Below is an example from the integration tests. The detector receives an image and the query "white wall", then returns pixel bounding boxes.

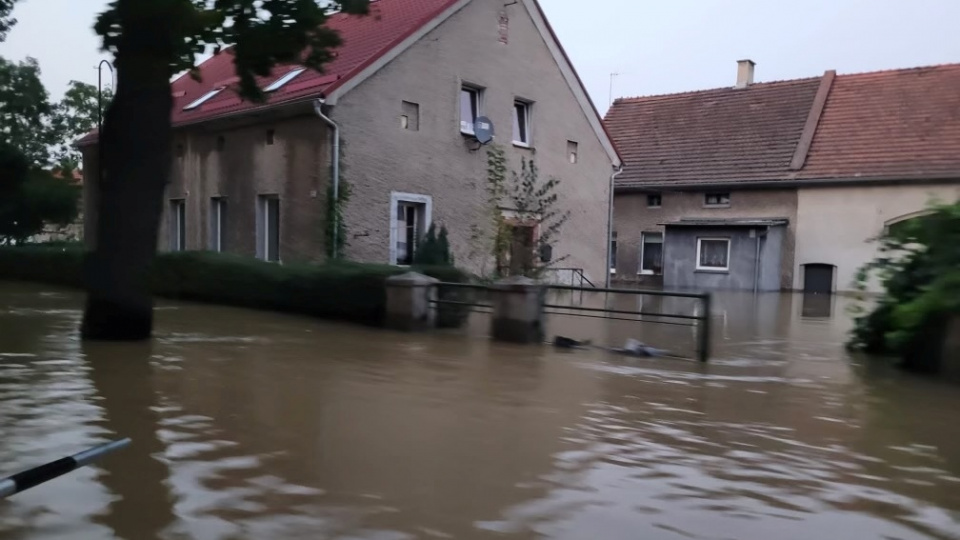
[794,183,960,293]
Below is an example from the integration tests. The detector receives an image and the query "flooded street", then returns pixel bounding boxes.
[1,282,958,540]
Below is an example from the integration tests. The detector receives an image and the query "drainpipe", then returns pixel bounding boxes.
[606,165,624,288]
[313,99,341,260]
[753,228,763,293]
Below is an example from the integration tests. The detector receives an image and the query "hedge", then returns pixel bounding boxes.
[0,247,470,327]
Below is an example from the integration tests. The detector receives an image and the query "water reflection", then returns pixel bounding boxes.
[1,283,959,540]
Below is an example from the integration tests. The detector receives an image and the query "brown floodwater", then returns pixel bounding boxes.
[0,282,958,540]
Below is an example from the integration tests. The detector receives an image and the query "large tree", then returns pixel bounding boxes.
[0,56,53,165]
[83,0,368,340]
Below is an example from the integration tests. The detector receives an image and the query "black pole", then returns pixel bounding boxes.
[97,60,113,185]
[0,438,131,499]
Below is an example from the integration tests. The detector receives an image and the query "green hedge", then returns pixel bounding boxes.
[0,247,469,327]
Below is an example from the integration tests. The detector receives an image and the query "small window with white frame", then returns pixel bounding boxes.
[257,195,280,262]
[169,199,186,252]
[697,237,730,271]
[390,192,433,266]
[640,232,663,274]
[567,141,578,164]
[460,85,482,134]
[704,192,731,207]
[513,100,532,146]
[209,197,227,252]
[647,193,662,208]
[609,231,618,274]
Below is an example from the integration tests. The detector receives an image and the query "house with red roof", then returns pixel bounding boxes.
[606,61,960,294]
[80,0,621,283]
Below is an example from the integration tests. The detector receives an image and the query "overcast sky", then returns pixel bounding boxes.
[2,0,958,112]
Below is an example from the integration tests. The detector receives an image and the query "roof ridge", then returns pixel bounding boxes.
[833,62,960,79]
[613,76,822,105]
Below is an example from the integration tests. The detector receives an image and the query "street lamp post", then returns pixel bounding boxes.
[97,60,114,185]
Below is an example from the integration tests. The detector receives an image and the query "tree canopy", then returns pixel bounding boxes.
[0,141,80,245]
[0,0,17,41]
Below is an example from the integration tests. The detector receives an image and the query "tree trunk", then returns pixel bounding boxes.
[81,2,174,341]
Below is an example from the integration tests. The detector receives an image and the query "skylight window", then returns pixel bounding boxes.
[265,68,306,92]
[183,88,224,111]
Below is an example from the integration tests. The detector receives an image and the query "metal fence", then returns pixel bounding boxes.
[430,282,712,362]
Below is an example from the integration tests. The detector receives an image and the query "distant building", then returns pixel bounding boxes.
[606,61,960,293]
[80,0,621,284]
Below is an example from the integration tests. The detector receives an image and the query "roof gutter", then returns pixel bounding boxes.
[313,99,341,260]
[614,174,960,193]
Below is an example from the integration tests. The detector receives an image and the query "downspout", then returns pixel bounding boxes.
[753,228,763,293]
[606,165,624,288]
[313,99,341,260]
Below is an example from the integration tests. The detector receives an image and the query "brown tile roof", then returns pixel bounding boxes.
[797,64,960,181]
[608,63,960,189]
[606,77,823,188]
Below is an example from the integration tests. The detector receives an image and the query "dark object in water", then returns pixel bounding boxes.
[553,336,592,349]
[609,339,668,358]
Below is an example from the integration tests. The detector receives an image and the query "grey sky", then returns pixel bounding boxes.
[1,0,958,112]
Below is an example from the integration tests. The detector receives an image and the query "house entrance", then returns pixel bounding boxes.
[803,264,834,295]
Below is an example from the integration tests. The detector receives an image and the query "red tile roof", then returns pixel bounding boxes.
[798,64,960,181]
[607,63,960,189]
[170,0,459,126]
[606,77,823,188]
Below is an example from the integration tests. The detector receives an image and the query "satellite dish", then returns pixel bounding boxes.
[473,116,495,144]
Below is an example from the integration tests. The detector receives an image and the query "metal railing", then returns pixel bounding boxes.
[430,281,713,362]
[545,285,712,362]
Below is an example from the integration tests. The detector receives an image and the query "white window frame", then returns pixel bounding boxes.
[169,199,186,252]
[696,237,731,271]
[264,68,306,92]
[609,231,617,274]
[209,197,226,252]
[704,192,731,208]
[459,85,482,135]
[183,87,224,111]
[513,99,532,147]
[389,192,433,266]
[257,195,281,263]
[639,232,664,275]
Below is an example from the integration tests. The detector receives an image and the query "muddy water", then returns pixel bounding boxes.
[0,282,958,540]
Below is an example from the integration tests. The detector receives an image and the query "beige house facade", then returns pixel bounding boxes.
[81,0,620,284]
[606,62,960,293]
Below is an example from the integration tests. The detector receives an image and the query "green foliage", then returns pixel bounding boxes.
[413,223,454,267]
[51,80,113,167]
[325,179,350,259]
[0,56,53,165]
[0,142,80,245]
[95,0,369,103]
[0,0,17,41]
[0,247,470,326]
[484,145,571,278]
[849,200,960,358]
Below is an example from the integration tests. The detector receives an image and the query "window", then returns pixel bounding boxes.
[209,197,226,252]
[697,238,730,271]
[610,231,618,274]
[460,86,481,134]
[170,199,186,252]
[567,141,578,164]
[264,68,306,92]
[390,192,433,266]
[647,194,662,208]
[258,195,280,262]
[183,88,224,111]
[401,100,420,131]
[266,129,275,145]
[705,192,731,207]
[513,100,531,146]
[640,232,663,274]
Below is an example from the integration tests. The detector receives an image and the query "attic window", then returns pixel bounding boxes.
[183,88,224,111]
[265,68,306,92]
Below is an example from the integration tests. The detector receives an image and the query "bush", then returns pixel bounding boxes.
[0,247,471,327]
[849,200,960,369]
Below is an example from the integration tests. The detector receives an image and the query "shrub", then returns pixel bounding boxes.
[849,200,960,369]
[0,247,471,327]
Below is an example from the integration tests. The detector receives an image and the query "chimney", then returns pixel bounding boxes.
[736,59,756,88]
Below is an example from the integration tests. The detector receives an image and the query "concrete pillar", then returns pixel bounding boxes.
[490,275,546,344]
[384,272,439,332]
